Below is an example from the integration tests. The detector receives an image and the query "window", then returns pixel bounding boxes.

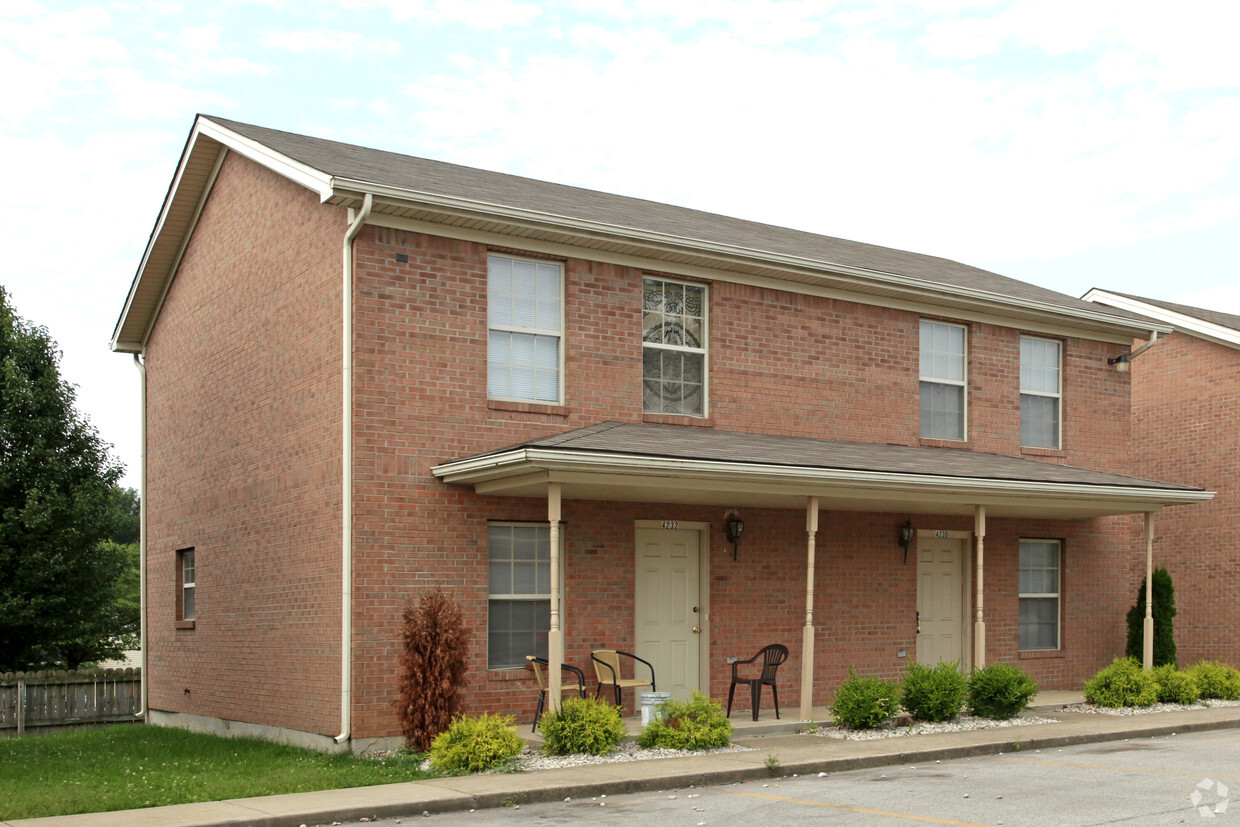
[919,320,966,440]
[487,254,562,403]
[488,524,551,669]
[642,278,707,416]
[1021,336,1061,448]
[1019,539,1060,650]
[177,548,196,622]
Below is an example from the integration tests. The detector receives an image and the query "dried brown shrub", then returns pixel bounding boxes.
[394,589,470,751]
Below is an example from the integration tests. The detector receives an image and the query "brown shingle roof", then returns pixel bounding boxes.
[458,421,1199,492]
[1109,291,1240,333]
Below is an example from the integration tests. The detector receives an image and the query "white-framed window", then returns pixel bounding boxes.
[1019,539,1060,650]
[919,320,967,440]
[1020,336,1062,449]
[487,523,562,669]
[487,254,563,404]
[177,547,196,622]
[642,277,707,416]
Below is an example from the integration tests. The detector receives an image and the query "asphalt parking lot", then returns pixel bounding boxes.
[336,727,1238,826]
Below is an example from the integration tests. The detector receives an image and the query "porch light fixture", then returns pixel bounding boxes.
[1107,354,1130,372]
[724,509,744,561]
[898,519,915,564]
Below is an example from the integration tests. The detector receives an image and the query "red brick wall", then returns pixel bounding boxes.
[143,152,344,735]
[343,227,1140,736]
[1130,332,1240,666]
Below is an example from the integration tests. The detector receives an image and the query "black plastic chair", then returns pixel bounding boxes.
[526,655,587,732]
[726,643,789,721]
[591,649,656,706]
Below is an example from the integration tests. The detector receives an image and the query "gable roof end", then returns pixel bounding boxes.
[1083,289,1240,351]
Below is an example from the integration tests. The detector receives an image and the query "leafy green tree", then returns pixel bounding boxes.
[1125,567,1177,668]
[0,286,128,670]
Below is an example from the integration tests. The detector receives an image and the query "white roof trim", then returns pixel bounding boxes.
[1083,289,1240,350]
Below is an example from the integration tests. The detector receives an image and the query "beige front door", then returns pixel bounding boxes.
[916,536,966,666]
[635,526,701,700]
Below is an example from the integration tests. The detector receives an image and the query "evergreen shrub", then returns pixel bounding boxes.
[636,692,732,750]
[428,713,523,774]
[539,697,627,756]
[1151,664,1200,705]
[1187,661,1240,700]
[1125,568,1177,667]
[966,662,1038,720]
[1083,658,1158,708]
[901,661,967,722]
[829,671,901,729]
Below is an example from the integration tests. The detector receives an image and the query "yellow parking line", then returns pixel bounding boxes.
[990,756,1240,781]
[720,789,995,826]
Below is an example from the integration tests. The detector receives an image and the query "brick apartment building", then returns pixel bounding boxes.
[1083,290,1240,668]
[111,115,1210,752]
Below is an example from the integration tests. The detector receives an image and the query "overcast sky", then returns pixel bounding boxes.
[4,0,1239,491]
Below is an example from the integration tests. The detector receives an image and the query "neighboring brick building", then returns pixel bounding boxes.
[1083,290,1240,668]
[111,116,1210,752]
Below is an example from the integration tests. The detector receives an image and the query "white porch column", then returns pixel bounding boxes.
[800,497,819,721]
[1143,512,1154,671]
[973,505,986,669]
[548,483,563,709]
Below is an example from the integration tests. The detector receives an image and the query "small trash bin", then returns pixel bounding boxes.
[640,691,672,726]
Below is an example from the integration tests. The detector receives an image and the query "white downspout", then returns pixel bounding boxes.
[133,354,147,718]
[335,193,373,746]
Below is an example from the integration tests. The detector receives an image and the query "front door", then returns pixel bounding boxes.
[916,536,966,666]
[634,526,701,700]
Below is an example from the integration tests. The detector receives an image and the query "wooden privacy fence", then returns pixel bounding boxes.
[0,668,141,735]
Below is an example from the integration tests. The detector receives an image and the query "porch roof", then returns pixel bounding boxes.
[431,422,1212,519]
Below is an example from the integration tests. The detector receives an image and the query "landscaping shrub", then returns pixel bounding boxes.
[539,697,627,756]
[1125,567,1177,668]
[967,662,1038,720]
[1083,657,1158,708]
[394,589,470,752]
[829,671,901,729]
[1152,664,1200,705]
[1187,661,1240,700]
[901,661,967,722]
[427,713,523,774]
[636,692,732,750]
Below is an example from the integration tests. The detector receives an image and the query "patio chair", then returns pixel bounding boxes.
[726,643,789,721]
[590,649,656,707]
[526,655,588,732]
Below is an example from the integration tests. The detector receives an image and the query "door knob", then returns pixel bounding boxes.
[692,626,701,633]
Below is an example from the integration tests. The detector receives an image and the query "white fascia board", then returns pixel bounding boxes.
[1084,289,1240,350]
[327,180,1158,338]
[199,118,334,199]
[431,448,1212,508]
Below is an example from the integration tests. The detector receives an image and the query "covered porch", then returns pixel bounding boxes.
[433,422,1211,721]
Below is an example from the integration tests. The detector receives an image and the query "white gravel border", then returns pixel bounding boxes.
[509,741,753,772]
[1060,698,1240,716]
[807,714,1058,740]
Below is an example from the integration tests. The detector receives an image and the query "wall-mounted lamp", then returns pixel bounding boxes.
[1108,331,1161,373]
[724,509,744,561]
[898,519,914,564]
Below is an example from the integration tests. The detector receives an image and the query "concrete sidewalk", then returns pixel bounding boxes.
[9,696,1240,827]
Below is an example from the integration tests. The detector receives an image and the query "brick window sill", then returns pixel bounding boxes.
[487,400,570,417]
[488,667,532,683]
[642,413,714,428]
[918,437,969,449]
[1020,446,1067,459]
[1018,649,1064,660]
[174,620,196,630]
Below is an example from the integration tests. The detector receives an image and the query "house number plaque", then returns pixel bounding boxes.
[934,530,950,538]
[661,521,679,530]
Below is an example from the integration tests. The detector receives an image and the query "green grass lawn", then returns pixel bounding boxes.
[0,724,435,820]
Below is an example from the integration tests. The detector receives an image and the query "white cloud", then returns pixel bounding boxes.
[342,0,542,27]
[261,28,401,56]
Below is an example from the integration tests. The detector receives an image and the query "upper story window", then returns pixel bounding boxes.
[919,320,966,440]
[487,254,563,404]
[642,278,707,417]
[1020,336,1061,449]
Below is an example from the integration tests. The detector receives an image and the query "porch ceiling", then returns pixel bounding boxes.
[432,422,1212,520]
